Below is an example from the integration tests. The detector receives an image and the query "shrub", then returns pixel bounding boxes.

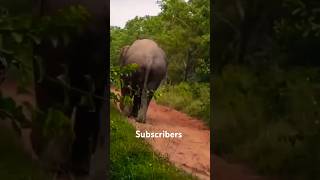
[157,82,210,125]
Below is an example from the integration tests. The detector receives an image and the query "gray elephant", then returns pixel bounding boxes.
[119,39,167,123]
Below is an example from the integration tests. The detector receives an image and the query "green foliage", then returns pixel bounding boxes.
[157,82,210,125]
[214,65,320,179]
[110,63,139,104]
[110,63,139,89]
[0,6,94,176]
[214,0,320,178]
[41,108,73,139]
[274,0,320,39]
[0,5,90,96]
[0,92,30,135]
[0,5,90,136]
[0,4,96,179]
[110,0,210,83]
[110,105,196,180]
[33,5,90,47]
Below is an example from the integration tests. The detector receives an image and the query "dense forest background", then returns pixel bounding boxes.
[214,0,320,179]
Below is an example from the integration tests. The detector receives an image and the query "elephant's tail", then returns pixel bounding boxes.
[143,58,153,91]
[137,57,153,122]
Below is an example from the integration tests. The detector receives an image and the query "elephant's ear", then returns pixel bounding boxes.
[119,45,130,66]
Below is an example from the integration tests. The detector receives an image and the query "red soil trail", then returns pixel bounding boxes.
[111,88,210,179]
[129,101,211,180]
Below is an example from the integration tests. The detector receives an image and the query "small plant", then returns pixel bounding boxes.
[110,63,139,106]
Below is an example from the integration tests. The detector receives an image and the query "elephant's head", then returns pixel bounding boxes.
[119,45,130,66]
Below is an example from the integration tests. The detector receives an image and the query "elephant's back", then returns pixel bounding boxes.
[126,39,166,63]
[130,39,159,49]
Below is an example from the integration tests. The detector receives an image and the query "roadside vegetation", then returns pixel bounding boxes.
[156,82,210,125]
[0,3,95,179]
[214,0,320,179]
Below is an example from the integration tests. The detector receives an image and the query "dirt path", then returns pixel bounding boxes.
[128,101,211,179]
[112,89,276,180]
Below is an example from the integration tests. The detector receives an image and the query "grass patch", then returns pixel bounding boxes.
[0,123,50,180]
[110,105,196,180]
[156,82,210,125]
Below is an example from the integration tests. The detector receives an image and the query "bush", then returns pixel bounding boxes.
[156,82,210,125]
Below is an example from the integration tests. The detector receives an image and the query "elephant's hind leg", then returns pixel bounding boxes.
[130,88,142,118]
[137,88,151,123]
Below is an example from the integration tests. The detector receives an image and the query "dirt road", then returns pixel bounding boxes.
[127,101,275,180]
[125,101,211,180]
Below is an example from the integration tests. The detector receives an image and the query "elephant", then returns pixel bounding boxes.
[119,39,167,123]
[32,0,107,177]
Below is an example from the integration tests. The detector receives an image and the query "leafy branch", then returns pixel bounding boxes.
[0,5,91,138]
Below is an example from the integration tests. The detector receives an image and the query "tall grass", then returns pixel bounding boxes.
[156,82,210,125]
